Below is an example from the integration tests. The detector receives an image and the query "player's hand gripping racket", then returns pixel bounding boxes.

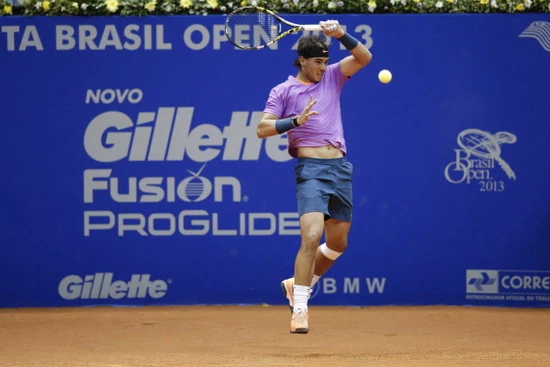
[225,6,330,50]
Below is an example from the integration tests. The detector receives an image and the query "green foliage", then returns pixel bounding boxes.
[1,0,548,16]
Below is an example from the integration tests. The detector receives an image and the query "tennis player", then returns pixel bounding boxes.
[256,20,372,334]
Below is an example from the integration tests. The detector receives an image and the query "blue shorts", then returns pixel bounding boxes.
[294,157,353,222]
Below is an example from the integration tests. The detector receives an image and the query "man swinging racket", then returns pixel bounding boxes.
[256,20,372,334]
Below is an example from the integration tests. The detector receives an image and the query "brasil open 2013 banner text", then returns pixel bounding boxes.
[0,14,549,308]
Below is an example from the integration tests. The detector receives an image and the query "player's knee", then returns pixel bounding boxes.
[327,240,347,254]
[301,230,323,249]
[321,241,346,261]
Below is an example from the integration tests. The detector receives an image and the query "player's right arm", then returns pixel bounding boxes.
[320,20,372,77]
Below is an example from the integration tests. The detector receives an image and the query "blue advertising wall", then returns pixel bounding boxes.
[1,14,549,308]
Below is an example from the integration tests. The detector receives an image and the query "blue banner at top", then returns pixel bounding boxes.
[0,14,549,308]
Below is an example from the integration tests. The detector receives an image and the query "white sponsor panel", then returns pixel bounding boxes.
[58,273,168,300]
[83,106,290,163]
[444,128,517,192]
[309,277,387,300]
[83,210,300,236]
[466,270,499,294]
[465,269,550,304]
[1,23,374,52]
[81,89,299,237]
[519,21,550,52]
[83,167,242,204]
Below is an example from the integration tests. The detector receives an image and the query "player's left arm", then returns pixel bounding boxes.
[257,96,319,139]
[321,20,372,77]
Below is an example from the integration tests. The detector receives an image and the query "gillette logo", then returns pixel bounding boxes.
[83,107,291,163]
[58,273,168,300]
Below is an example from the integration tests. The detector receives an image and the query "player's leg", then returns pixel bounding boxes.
[294,211,325,289]
[282,237,335,313]
[290,211,324,334]
[312,218,350,278]
[309,158,353,287]
[288,158,333,333]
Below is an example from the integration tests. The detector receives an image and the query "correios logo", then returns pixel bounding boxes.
[466,269,550,304]
[58,273,168,300]
[466,270,498,294]
[444,128,517,192]
[83,107,291,163]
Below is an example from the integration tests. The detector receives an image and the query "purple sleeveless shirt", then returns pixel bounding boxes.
[263,63,349,158]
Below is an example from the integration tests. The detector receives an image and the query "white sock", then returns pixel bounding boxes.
[293,285,309,311]
[310,275,321,288]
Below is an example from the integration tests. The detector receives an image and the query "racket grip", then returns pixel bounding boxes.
[302,24,323,31]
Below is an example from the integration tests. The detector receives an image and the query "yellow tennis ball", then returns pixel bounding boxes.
[378,69,392,84]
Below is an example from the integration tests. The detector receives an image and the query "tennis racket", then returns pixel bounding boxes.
[225,6,327,51]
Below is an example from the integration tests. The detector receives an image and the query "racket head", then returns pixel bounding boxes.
[225,6,300,50]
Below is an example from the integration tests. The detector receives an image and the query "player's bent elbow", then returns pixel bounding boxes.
[361,53,373,67]
[366,54,373,65]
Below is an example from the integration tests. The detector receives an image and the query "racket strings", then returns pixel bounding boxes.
[227,9,281,48]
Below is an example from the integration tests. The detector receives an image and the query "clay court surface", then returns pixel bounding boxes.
[0,305,548,367]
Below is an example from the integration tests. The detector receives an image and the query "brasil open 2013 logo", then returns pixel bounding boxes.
[444,128,517,192]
